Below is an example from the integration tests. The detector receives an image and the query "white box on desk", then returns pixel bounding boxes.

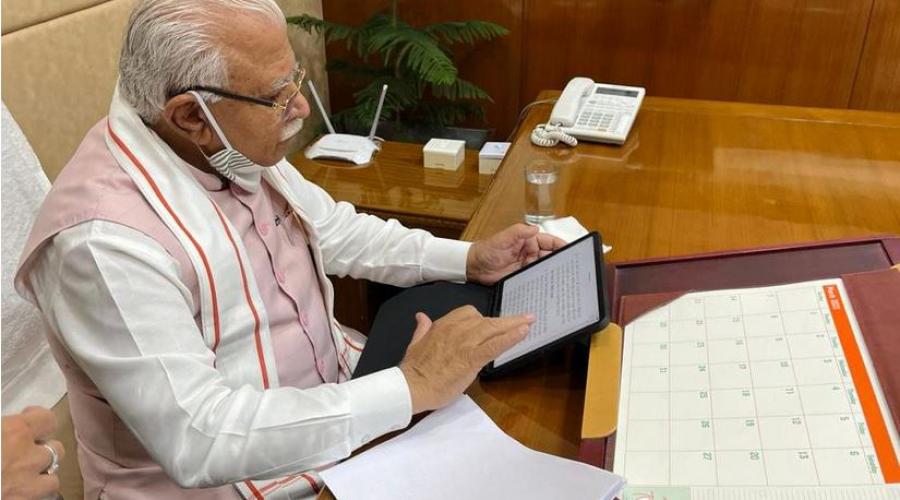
[478,142,510,175]
[423,138,465,171]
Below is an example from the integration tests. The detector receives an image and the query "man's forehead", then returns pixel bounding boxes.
[227,45,295,91]
[217,15,294,90]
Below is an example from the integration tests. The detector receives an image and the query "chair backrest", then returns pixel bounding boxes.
[1,0,330,181]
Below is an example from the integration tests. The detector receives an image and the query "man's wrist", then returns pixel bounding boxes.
[464,242,476,282]
[399,364,427,414]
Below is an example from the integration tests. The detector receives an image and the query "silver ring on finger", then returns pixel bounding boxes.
[40,443,59,475]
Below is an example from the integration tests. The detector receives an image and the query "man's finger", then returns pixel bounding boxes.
[45,439,65,461]
[494,223,536,250]
[523,234,541,259]
[27,472,60,499]
[477,325,529,364]
[478,314,535,343]
[536,233,566,250]
[24,440,61,474]
[21,406,57,439]
[512,223,539,240]
[409,312,432,346]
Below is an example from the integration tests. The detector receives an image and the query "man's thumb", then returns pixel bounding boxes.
[409,312,432,345]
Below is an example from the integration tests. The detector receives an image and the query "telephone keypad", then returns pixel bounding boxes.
[577,108,616,132]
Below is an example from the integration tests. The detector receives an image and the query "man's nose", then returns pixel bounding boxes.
[285,92,310,122]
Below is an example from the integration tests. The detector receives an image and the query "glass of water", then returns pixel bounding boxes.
[524,160,559,224]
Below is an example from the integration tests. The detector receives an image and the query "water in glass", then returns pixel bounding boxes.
[525,168,558,224]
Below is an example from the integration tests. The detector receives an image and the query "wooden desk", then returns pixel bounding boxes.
[462,93,900,464]
[316,96,898,499]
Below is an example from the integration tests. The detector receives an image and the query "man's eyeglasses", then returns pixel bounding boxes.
[177,67,306,120]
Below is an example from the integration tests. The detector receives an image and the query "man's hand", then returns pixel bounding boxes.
[466,224,566,285]
[1,407,65,500]
[399,306,534,414]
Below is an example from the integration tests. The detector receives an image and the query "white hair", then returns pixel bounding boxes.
[118,0,286,123]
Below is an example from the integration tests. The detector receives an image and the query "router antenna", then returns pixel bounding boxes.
[307,80,336,134]
[368,84,388,140]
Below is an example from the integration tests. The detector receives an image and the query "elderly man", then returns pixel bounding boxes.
[14,0,562,498]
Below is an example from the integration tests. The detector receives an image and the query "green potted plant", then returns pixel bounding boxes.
[288,2,508,147]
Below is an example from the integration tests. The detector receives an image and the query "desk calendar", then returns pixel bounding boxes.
[613,279,900,497]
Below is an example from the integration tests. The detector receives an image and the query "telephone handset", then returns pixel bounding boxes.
[549,77,596,127]
[531,78,645,148]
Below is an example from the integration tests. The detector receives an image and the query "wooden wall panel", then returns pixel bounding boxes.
[320,0,524,139]
[320,0,897,140]
[522,0,872,110]
[850,0,900,112]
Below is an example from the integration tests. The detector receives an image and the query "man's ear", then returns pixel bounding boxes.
[162,94,217,149]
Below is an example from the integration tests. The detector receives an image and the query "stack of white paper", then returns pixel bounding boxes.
[321,396,624,500]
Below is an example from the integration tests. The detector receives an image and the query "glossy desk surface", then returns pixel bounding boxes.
[462,93,900,462]
[288,140,491,226]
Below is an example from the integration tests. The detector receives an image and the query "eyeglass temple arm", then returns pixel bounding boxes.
[186,86,274,108]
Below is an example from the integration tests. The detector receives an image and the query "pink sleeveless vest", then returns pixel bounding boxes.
[16,119,243,499]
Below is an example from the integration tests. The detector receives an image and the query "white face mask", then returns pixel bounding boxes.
[188,90,264,193]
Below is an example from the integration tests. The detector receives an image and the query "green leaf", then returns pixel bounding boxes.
[430,78,492,101]
[353,78,420,112]
[286,15,357,46]
[301,10,500,130]
[425,20,509,45]
[362,20,457,85]
[326,59,389,79]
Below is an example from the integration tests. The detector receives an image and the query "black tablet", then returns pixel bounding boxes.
[480,231,609,377]
[352,232,609,379]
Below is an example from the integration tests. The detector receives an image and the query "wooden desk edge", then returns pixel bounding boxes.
[581,323,623,439]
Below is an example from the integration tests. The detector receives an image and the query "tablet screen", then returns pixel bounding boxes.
[493,235,601,367]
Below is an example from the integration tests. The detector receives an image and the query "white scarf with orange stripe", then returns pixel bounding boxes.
[105,89,362,499]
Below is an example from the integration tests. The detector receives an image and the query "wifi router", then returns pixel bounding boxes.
[304,81,387,165]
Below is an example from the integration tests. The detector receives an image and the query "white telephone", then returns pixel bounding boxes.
[531,77,645,148]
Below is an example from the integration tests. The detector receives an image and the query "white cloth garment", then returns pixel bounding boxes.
[1,102,66,415]
[20,91,471,496]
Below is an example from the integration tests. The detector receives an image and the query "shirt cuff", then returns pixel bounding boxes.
[422,238,471,282]
[343,367,412,448]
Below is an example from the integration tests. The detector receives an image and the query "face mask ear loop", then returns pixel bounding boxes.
[187,91,234,151]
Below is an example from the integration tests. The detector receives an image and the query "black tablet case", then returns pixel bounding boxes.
[352,281,493,378]
[352,232,609,379]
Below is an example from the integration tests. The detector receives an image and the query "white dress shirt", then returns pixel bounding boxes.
[29,211,470,488]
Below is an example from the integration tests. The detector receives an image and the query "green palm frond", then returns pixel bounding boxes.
[353,13,394,58]
[326,59,390,80]
[291,8,507,129]
[287,15,357,45]
[353,78,421,112]
[425,21,509,45]
[333,77,420,132]
[361,17,456,85]
[430,78,492,101]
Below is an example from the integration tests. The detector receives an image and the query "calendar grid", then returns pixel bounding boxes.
[614,279,898,490]
[667,304,672,485]
[774,287,822,486]
[738,293,769,485]
[701,306,719,486]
